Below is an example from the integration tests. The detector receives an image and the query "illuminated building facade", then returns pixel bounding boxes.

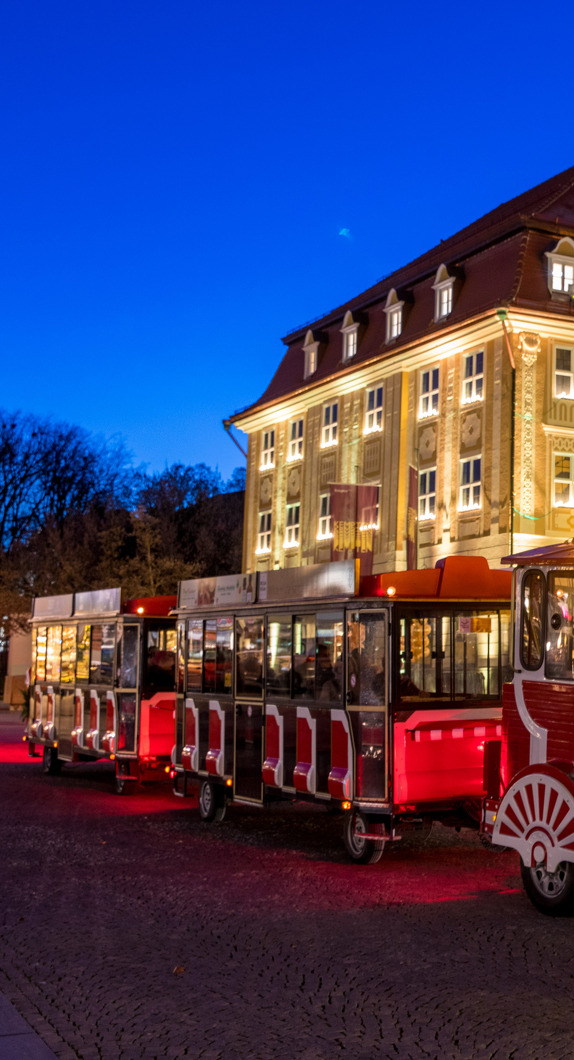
[231,167,574,573]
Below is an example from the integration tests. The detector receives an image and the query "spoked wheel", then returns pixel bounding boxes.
[42,745,61,776]
[521,859,574,916]
[198,779,226,822]
[343,810,385,865]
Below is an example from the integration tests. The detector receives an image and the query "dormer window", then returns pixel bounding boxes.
[546,237,574,295]
[384,289,404,343]
[432,264,454,321]
[303,329,320,378]
[340,310,360,362]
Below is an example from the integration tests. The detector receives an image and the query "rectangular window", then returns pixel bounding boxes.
[46,625,62,683]
[235,616,264,698]
[388,307,402,340]
[459,457,482,510]
[364,385,383,433]
[256,511,272,553]
[90,623,115,684]
[266,616,292,696]
[555,347,574,398]
[287,419,304,460]
[76,624,91,682]
[260,429,275,470]
[61,625,76,684]
[419,367,439,418]
[187,620,203,691]
[552,261,574,293]
[419,468,436,520]
[321,403,338,447]
[318,493,332,539]
[462,351,484,404]
[343,329,357,361]
[554,454,574,507]
[284,503,300,548]
[437,284,453,318]
[293,615,316,699]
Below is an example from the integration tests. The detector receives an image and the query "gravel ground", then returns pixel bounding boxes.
[2,712,574,1060]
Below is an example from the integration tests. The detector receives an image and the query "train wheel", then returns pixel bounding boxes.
[343,811,384,865]
[42,745,61,775]
[521,859,574,916]
[199,779,220,822]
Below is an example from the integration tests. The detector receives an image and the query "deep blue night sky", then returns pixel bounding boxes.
[1,0,571,480]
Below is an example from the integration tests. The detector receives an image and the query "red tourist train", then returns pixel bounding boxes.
[482,540,574,914]
[172,557,512,862]
[26,588,177,792]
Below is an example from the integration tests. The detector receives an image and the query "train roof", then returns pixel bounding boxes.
[32,589,177,621]
[502,540,574,567]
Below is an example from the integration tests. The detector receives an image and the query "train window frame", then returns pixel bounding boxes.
[520,569,545,671]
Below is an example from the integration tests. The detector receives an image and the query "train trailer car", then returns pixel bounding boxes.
[482,541,574,914]
[27,588,177,793]
[171,557,511,862]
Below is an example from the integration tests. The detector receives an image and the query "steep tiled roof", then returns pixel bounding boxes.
[235,166,574,418]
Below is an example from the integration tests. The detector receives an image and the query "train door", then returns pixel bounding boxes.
[346,611,388,801]
[234,615,264,802]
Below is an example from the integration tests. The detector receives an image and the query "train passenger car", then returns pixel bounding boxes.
[27,588,177,793]
[483,541,574,914]
[172,557,511,862]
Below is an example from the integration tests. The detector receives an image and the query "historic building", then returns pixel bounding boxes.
[230,167,574,574]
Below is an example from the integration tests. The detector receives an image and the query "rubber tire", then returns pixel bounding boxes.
[521,858,574,916]
[42,745,61,776]
[343,811,384,865]
[199,779,222,822]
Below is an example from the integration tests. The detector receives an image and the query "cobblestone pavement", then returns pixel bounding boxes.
[2,712,574,1060]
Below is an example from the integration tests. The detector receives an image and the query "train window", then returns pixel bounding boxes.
[31,628,37,683]
[235,616,263,698]
[176,622,185,694]
[61,625,76,683]
[204,619,217,692]
[35,626,47,682]
[316,612,344,702]
[145,625,176,693]
[76,624,91,681]
[546,573,574,680]
[400,617,438,696]
[116,625,138,688]
[90,623,115,684]
[347,613,386,706]
[117,694,136,752]
[46,625,62,682]
[293,615,316,699]
[187,620,203,691]
[267,616,292,696]
[454,612,507,696]
[216,616,233,693]
[521,570,545,670]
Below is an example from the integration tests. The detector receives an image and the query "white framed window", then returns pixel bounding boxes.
[256,512,272,553]
[432,265,454,321]
[554,346,574,399]
[384,288,404,343]
[546,239,574,295]
[317,493,332,539]
[459,457,482,511]
[343,328,358,361]
[387,306,402,341]
[364,385,383,433]
[321,402,338,448]
[554,454,574,507]
[287,419,304,461]
[260,429,275,470]
[284,503,300,548]
[419,367,439,418]
[419,468,436,520]
[303,329,319,378]
[462,351,484,404]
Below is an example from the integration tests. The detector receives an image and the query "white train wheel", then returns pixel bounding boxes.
[494,765,574,914]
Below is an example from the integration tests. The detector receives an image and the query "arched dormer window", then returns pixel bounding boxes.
[546,237,574,296]
[432,264,455,321]
[303,329,320,378]
[384,289,404,343]
[340,310,360,363]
